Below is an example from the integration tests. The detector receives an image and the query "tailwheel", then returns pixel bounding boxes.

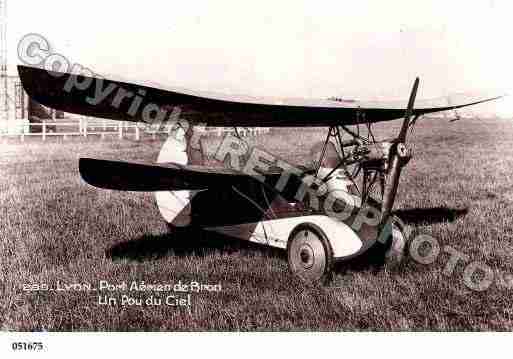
[287,223,334,283]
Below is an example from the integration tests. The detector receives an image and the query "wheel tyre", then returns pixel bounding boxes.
[287,223,334,284]
[383,215,407,266]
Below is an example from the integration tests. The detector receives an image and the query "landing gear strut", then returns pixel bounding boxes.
[287,79,420,282]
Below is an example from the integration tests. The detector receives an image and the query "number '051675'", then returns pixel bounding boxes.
[11,342,44,351]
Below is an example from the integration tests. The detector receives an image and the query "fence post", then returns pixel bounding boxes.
[42,121,46,141]
[135,125,140,141]
[83,117,88,137]
[118,122,123,139]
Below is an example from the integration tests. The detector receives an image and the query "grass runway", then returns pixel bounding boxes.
[1,117,513,330]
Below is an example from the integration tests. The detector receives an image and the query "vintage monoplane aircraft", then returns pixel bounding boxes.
[18,64,500,282]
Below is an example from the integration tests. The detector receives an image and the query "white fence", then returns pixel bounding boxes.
[0,117,270,141]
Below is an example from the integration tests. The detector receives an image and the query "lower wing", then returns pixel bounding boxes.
[79,158,302,198]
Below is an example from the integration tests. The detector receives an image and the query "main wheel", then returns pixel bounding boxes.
[287,223,334,283]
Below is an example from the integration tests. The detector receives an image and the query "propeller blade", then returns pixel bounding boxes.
[380,77,419,226]
[398,77,420,143]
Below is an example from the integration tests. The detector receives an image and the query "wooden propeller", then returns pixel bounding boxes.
[380,77,419,226]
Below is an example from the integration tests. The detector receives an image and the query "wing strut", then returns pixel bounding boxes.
[311,79,420,244]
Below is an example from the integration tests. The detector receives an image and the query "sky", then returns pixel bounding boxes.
[7,0,513,116]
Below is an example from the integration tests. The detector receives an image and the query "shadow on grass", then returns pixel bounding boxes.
[394,206,468,225]
[106,228,286,262]
[106,207,465,275]
[105,227,387,279]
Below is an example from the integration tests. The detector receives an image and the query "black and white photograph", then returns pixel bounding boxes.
[1,0,513,355]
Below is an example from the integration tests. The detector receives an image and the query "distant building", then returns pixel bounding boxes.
[0,74,65,134]
[0,74,29,134]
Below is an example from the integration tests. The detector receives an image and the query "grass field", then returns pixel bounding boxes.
[1,117,513,331]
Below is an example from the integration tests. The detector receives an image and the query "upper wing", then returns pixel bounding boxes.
[18,65,501,127]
